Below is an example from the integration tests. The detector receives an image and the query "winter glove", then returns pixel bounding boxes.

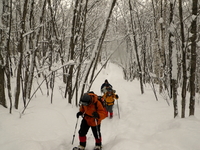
[92,112,99,118]
[76,111,83,118]
[115,94,119,99]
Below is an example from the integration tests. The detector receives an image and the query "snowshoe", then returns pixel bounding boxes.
[93,145,102,150]
[73,145,85,150]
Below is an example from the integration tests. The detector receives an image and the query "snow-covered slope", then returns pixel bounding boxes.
[0,63,200,150]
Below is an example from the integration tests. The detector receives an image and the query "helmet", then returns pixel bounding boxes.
[80,93,92,106]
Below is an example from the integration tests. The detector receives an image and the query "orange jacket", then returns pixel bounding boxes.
[80,93,106,126]
[102,93,118,106]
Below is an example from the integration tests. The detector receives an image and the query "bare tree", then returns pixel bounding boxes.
[14,0,29,109]
[81,0,117,96]
[0,0,9,108]
[65,0,81,104]
[0,53,6,108]
[169,0,178,118]
[189,0,198,116]
[73,0,89,106]
[178,0,187,118]
[128,0,144,94]
[0,41,6,108]
[5,0,13,113]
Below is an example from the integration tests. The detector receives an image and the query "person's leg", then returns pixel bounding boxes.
[91,124,102,146]
[105,105,109,117]
[107,105,113,118]
[78,119,90,147]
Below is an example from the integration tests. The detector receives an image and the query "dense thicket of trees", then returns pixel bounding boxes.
[0,0,199,117]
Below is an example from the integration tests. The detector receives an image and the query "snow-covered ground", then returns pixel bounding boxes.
[0,63,200,150]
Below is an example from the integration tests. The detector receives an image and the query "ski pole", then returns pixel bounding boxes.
[116,99,120,119]
[72,118,79,145]
[95,119,100,139]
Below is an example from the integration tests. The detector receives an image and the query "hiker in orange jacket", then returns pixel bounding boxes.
[102,88,119,118]
[76,92,107,150]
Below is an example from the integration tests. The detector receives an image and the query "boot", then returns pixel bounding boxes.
[94,145,102,150]
[73,145,85,150]
[110,112,113,119]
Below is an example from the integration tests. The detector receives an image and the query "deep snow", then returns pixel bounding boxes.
[0,63,200,150]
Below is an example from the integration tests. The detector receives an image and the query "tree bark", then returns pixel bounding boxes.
[172,79,178,118]
[0,0,9,108]
[74,0,88,106]
[179,0,187,118]
[169,0,178,117]
[5,0,13,113]
[189,0,198,116]
[65,0,80,103]
[128,0,144,94]
[169,1,174,99]
[15,0,29,109]
[0,45,6,108]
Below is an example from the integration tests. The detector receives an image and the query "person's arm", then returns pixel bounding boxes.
[76,105,84,118]
[100,83,105,89]
[114,94,119,99]
[79,105,85,113]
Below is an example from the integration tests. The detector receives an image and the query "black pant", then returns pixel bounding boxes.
[78,118,101,147]
[106,105,113,113]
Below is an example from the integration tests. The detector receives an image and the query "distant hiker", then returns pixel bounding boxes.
[102,88,119,118]
[74,92,107,150]
[100,79,112,94]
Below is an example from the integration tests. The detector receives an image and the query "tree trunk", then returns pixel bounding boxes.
[159,0,167,94]
[168,1,174,99]
[5,0,13,113]
[0,0,12,109]
[81,0,117,96]
[179,0,187,118]
[0,48,6,108]
[15,0,29,109]
[169,0,179,117]
[172,79,178,118]
[189,0,198,116]
[25,0,36,100]
[74,0,88,106]
[65,0,80,103]
[151,0,162,90]
[128,0,144,94]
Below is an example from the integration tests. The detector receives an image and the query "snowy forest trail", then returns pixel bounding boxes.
[79,63,173,150]
[1,63,200,150]
[76,63,200,150]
